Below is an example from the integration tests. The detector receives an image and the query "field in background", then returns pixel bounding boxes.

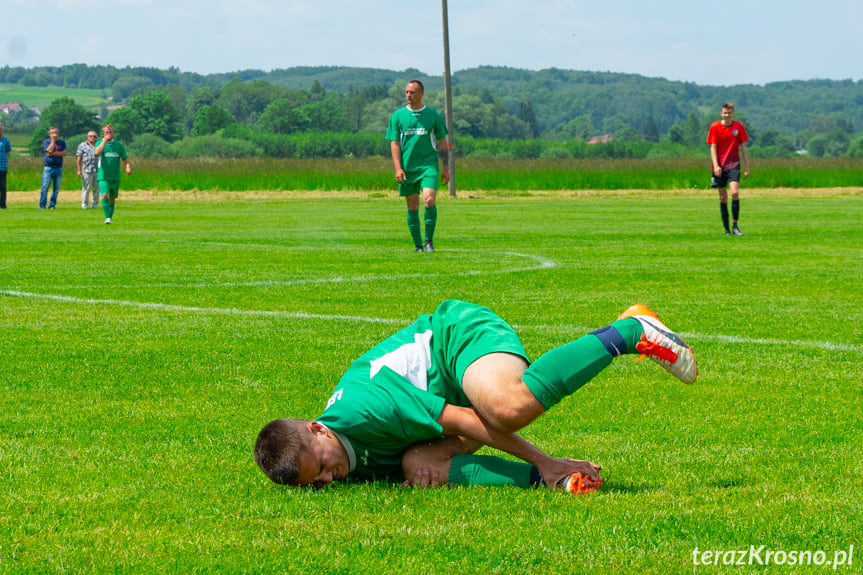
[5,157,863,192]
[1,193,860,573]
[0,83,108,111]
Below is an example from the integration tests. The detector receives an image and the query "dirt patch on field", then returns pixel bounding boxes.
[3,187,860,204]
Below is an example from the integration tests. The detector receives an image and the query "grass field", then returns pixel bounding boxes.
[1,192,861,573]
[6,157,863,192]
[0,83,108,111]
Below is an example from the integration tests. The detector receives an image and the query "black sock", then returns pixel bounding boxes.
[732,199,740,223]
[530,465,544,488]
[720,203,730,230]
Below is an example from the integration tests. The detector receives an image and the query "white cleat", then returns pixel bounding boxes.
[104,218,112,225]
[618,304,698,384]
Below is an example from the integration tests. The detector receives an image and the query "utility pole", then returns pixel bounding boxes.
[441,0,456,197]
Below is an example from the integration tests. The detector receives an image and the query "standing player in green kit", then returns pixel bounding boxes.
[386,80,448,253]
[94,123,131,225]
[255,301,697,493]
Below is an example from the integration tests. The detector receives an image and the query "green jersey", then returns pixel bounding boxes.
[96,140,128,181]
[316,300,527,480]
[385,105,448,177]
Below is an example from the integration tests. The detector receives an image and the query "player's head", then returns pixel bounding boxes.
[254,418,349,487]
[102,123,115,137]
[720,103,735,121]
[405,80,424,108]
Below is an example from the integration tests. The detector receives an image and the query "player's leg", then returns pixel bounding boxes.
[109,183,118,218]
[401,434,543,489]
[729,180,742,235]
[462,309,696,433]
[99,180,112,222]
[718,185,730,235]
[403,187,423,251]
[421,173,438,252]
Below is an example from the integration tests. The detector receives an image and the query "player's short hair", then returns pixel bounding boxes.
[407,79,425,92]
[254,418,312,485]
[721,102,735,112]
[102,123,115,131]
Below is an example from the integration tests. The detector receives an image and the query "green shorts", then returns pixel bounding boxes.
[398,167,439,197]
[429,300,528,406]
[98,180,120,199]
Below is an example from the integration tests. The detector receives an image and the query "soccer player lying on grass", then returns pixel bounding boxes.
[254,300,697,493]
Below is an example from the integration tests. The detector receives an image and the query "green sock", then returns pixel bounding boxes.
[424,204,437,241]
[101,196,110,218]
[109,201,115,218]
[521,318,644,410]
[407,210,422,247]
[447,454,533,487]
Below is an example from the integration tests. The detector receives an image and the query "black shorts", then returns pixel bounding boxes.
[711,165,741,189]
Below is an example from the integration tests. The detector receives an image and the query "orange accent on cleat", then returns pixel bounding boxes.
[617,304,698,384]
[562,471,604,495]
[617,303,658,321]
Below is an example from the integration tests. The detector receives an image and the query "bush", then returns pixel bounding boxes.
[173,134,258,158]
[539,146,572,159]
[129,133,179,158]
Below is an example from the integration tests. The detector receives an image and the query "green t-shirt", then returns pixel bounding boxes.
[96,140,128,181]
[315,300,528,480]
[385,105,448,176]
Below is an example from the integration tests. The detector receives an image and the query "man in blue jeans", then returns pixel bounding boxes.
[39,126,66,210]
[0,123,10,209]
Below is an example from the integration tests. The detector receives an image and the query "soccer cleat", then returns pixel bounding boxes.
[618,304,698,384]
[414,246,424,253]
[725,229,731,236]
[732,224,743,236]
[423,240,435,253]
[104,218,112,225]
[561,471,603,495]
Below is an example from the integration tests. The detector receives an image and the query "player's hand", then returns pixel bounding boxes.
[126,165,132,176]
[400,467,443,489]
[744,170,750,179]
[395,169,406,184]
[441,169,449,185]
[537,458,602,491]
[713,165,722,176]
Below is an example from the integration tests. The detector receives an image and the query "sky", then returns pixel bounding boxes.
[4,0,862,87]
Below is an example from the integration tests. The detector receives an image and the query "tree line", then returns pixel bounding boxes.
[4,64,863,160]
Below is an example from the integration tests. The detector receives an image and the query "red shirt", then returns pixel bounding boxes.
[707,120,748,169]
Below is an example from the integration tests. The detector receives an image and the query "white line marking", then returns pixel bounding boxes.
[12,250,557,290]
[2,290,859,352]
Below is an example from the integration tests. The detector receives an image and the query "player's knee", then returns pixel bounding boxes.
[482,404,534,434]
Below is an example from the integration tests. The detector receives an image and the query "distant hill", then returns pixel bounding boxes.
[2,64,861,138]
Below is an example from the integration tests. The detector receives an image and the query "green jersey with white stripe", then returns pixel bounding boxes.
[316,300,527,480]
[385,105,448,178]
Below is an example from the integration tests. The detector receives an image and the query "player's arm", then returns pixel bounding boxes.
[94,140,105,156]
[123,156,132,176]
[710,143,721,175]
[436,404,600,489]
[390,140,406,183]
[437,138,449,185]
[740,141,750,178]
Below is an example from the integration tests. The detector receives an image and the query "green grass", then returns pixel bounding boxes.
[1,193,861,573]
[5,157,863,192]
[0,83,109,111]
